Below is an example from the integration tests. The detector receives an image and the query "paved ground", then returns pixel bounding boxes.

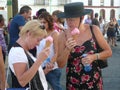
[102,42,120,90]
[60,41,120,90]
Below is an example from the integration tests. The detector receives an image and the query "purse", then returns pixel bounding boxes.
[90,25,108,69]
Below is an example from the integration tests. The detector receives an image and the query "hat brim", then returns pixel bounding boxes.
[58,9,92,18]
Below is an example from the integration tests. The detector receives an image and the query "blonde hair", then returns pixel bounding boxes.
[19,20,47,37]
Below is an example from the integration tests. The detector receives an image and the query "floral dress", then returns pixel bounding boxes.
[66,38,103,90]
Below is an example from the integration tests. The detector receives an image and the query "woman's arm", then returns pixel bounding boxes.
[81,25,112,65]
[0,46,5,90]
[93,25,112,59]
[13,47,50,87]
[57,31,76,68]
[50,31,59,63]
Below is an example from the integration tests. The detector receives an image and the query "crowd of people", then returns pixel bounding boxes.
[1,1,120,90]
[84,12,120,47]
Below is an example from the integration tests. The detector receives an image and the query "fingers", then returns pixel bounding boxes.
[37,47,50,62]
[44,62,54,74]
[46,62,54,69]
[66,38,77,50]
[82,57,91,65]
[43,47,50,57]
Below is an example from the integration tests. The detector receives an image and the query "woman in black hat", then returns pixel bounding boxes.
[57,2,112,90]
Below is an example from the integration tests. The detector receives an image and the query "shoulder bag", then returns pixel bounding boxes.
[90,25,108,69]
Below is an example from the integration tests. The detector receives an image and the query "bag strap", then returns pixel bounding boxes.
[90,25,100,48]
[90,25,97,42]
[24,52,44,90]
[9,42,29,88]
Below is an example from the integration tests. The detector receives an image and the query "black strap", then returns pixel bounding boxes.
[90,25,96,42]
[25,52,44,90]
[9,68,29,88]
[11,42,44,90]
[10,43,29,88]
[90,25,100,49]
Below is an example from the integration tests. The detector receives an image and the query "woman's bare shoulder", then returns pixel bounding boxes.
[58,30,66,41]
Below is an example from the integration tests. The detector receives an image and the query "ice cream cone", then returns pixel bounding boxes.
[72,35,78,40]
[71,28,80,40]
[45,41,52,48]
[44,36,53,48]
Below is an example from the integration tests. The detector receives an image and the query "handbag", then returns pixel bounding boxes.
[90,25,108,69]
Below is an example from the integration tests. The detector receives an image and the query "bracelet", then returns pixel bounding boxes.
[96,53,100,60]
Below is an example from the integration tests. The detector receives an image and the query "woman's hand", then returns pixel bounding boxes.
[37,47,50,62]
[65,38,77,51]
[44,62,54,74]
[81,54,96,65]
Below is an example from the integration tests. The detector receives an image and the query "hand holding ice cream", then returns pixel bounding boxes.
[71,28,80,40]
[45,36,53,48]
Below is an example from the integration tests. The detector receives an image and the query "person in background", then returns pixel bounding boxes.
[0,46,5,90]
[29,8,47,57]
[99,16,105,35]
[107,18,116,47]
[8,5,32,51]
[8,20,52,89]
[117,15,120,29]
[84,15,92,25]
[57,2,112,89]
[37,12,63,90]
[32,16,37,19]
[7,17,13,32]
[0,14,7,62]
[113,18,119,46]
[92,13,100,27]
[36,8,47,18]
[52,10,65,32]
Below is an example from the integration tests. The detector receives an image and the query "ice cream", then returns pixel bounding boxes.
[45,36,53,48]
[71,28,80,40]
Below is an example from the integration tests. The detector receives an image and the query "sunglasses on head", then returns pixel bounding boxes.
[39,25,45,30]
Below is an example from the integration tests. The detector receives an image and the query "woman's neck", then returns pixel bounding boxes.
[46,29,53,36]
[16,37,29,51]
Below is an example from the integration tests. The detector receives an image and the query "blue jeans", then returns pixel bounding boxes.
[46,68,63,90]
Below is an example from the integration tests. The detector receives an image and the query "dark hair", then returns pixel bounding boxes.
[9,17,13,21]
[52,10,65,24]
[99,16,103,21]
[39,12,53,31]
[19,5,32,14]
[52,10,62,16]
[0,14,4,22]
[36,8,47,17]
[32,16,37,19]
[95,13,98,18]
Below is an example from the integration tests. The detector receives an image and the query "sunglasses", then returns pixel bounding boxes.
[40,25,45,30]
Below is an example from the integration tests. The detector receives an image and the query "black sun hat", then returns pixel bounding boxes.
[58,2,92,18]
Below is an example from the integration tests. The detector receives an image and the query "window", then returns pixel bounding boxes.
[34,0,49,5]
[34,0,71,5]
[100,9,105,19]
[58,0,70,5]
[111,0,114,6]
[110,9,115,18]
[88,0,92,6]
[100,0,104,6]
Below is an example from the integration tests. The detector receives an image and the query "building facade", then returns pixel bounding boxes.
[0,0,7,24]
[0,0,120,23]
[18,0,120,22]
